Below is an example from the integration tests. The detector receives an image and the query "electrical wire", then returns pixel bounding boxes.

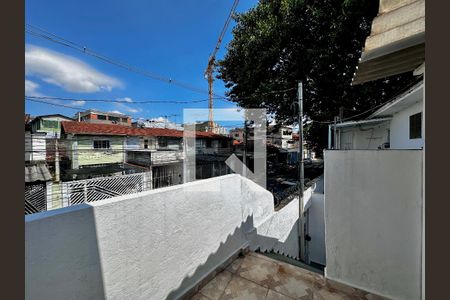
[26,24,213,96]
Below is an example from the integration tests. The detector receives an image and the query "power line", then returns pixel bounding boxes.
[25,95,209,104]
[25,24,215,96]
[25,87,296,106]
[310,79,423,125]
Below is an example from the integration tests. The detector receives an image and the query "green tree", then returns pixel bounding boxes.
[218,0,418,155]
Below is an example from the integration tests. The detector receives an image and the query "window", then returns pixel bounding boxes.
[109,116,120,122]
[97,114,107,120]
[206,140,212,148]
[144,139,149,149]
[42,120,59,128]
[121,118,128,123]
[93,140,110,149]
[409,112,422,139]
[159,137,168,148]
[221,140,229,148]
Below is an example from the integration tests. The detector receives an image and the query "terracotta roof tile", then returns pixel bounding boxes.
[61,121,230,139]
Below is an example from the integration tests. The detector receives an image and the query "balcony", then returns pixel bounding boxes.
[26,175,291,299]
[126,149,184,166]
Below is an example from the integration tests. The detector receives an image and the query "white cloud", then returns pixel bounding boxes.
[117,97,133,103]
[25,79,42,96]
[70,100,86,106]
[109,110,124,115]
[114,97,142,114]
[25,45,122,93]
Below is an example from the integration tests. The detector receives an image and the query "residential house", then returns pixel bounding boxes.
[29,114,74,138]
[322,1,425,299]
[194,131,233,179]
[77,109,132,126]
[25,115,52,214]
[267,124,295,149]
[60,121,233,185]
[329,81,423,150]
[229,127,244,144]
[60,121,181,181]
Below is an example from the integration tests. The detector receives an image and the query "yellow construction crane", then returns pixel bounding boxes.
[205,0,239,132]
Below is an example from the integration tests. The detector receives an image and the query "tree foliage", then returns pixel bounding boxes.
[218,0,418,154]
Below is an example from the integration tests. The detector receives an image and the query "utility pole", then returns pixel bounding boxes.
[298,81,307,262]
[54,138,60,182]
[243,120,248,177]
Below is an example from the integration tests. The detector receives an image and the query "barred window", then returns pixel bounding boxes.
[93,140,110,149]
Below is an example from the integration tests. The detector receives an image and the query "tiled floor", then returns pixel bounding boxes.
[190,252,387,300]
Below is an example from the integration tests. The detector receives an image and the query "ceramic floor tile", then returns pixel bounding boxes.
[199,270,233,300]
[235,254,279,287]
[220,275,269,300]
[191,292,212,300]
[226,256,244,274]
[266,289,295,300]
[266,262,317,299]
[312,288,348,300]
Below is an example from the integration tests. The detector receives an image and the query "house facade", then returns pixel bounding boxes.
[60,121,233,184]
[29,114,74,138]
[77,110,132,126]
[229,127,244,144]
[267,124,295,149]
[330,81,423,150]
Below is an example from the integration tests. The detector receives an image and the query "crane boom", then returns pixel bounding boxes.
[205,0,239,131]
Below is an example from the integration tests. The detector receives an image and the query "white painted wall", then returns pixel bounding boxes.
[338,122,390,150]
[25,132,46,161]
[324,150,423,300]
[307,189,326,265]
[390,100,423,149]
[26,175,294,300]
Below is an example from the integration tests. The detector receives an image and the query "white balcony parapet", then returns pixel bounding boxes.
[26,174,303,299]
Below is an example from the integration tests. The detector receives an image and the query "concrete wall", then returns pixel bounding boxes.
[26,175,282,300]
[307,183,326,266]
[324,150,423,300]
[390,101,423,149]
[338,122,390,150]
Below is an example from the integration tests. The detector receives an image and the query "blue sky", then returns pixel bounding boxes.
[25,0,257,126]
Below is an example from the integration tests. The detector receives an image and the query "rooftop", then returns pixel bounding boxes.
[61,121,229,139]
[352,0,425,85]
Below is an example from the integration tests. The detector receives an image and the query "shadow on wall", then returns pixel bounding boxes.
[166,216,254,300]
[25,175,301,300]
[166,216,299,300]
[25,205,106,300]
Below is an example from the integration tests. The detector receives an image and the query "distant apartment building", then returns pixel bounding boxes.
[133,118,184,131]
[77,110,132,126]
[195,121,228,135]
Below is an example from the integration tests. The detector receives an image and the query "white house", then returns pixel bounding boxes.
[267,124,295,149]
[329,81,423,150]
